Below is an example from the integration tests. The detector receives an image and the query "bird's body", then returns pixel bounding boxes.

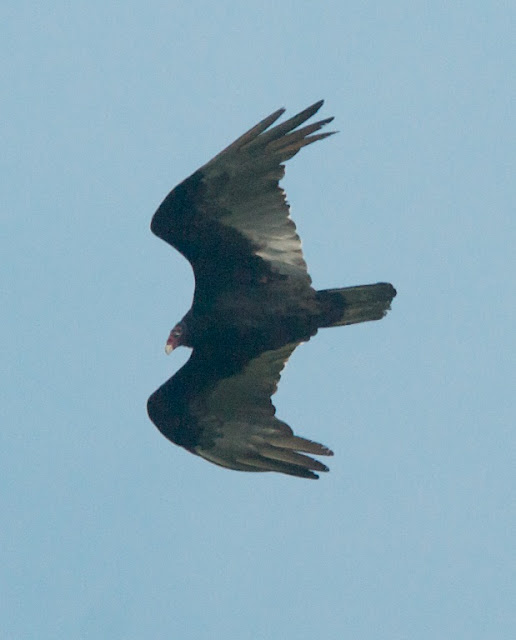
[147,101,396,478]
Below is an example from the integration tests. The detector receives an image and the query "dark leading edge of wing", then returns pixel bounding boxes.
[150,101,336,296]
[148,341,333,479]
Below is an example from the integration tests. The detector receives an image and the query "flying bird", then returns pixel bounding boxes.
[147,100,396,479]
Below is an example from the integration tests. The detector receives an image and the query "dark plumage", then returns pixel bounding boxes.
[147,101,396,479]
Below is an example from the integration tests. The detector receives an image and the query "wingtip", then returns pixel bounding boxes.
[272,106,287,118]
[299,99,326,120]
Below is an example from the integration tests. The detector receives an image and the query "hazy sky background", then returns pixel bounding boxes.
[3,3,515,639]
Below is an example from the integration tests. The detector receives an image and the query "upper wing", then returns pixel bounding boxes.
[150,101,335,298]
[147,341,333,479]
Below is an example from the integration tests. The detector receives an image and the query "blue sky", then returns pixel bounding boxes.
[3,3,515,638]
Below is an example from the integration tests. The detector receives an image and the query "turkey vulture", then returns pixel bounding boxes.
[147,100,396,479]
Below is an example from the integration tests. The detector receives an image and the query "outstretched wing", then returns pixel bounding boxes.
[150,101,335,300]
[147,341,333,479]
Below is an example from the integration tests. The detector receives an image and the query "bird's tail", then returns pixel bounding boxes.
[316,283,397,328]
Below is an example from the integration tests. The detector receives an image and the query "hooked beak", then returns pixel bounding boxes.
[165,322,184,354]
[165,331,179,355]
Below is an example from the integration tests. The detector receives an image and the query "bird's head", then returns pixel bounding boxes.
[165,321,187,354]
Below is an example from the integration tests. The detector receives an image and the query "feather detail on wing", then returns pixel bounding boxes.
[150,101,336,291]
[147,340,333,479]
[191,341,333,479]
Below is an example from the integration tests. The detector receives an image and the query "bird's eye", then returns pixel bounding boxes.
[172,327,182,337]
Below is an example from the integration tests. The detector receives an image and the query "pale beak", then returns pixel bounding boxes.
[165,329,180,354]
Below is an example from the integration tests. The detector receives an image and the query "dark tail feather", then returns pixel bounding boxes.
[317,283,397,328]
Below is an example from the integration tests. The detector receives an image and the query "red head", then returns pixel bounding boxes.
[165,322,186,354]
